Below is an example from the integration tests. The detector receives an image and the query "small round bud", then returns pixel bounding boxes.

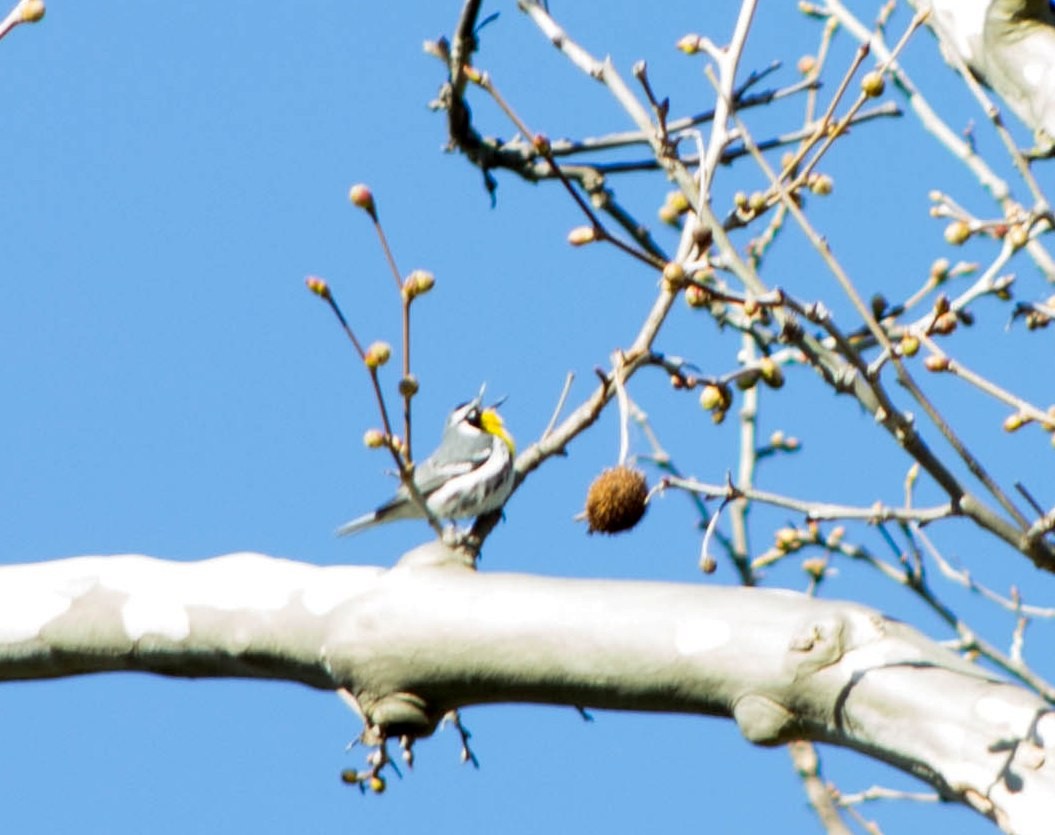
[747,192,766,213]
[775,527,801,553]
[700,554,718,574]
[398,374,419,398]
[802,557,828,580]
[305,275,331,299]
[340,769,359,785]
[1003,413,1029,433]
[676,34,703,54]
[665,190,690,214]
[532,134,552,156]
[369,776,386,794]
[797,55,817,76]
[932,311,958,335]
[20,0,45,22]
[860,70,885,98]
[422,37,451,62]
[402,269,435,301]
[699,384,728,412]
[584,466,649,535]
[1007,224,1029,250]
[364,341,392,369]
[944,221,971,246]
[924,355,950,372]
[899,334,920,357]
[808,173,833,196]
[348,184,376,218]
[736,368,762,390]
[929,258,950,283]
[662,261,686,289]
[363,429,386,449]
[568,226,599,246]
[685,284,710,309]
[711,409,727,425]
[658,204,681,226]
[759,357,784,388]
[933,294,951,315]
[742,293,761,318]
[734,192,749,210]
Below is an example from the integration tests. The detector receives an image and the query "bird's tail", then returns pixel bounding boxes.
[336,512,381,537]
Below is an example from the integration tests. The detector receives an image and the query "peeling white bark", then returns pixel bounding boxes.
[0,544,1052,833]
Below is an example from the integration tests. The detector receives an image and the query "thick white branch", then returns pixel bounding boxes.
[1,545,1053,832]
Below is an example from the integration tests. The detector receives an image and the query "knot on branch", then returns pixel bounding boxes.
[732,694,798,745]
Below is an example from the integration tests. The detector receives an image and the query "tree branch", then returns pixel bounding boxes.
[3,549,1055,831]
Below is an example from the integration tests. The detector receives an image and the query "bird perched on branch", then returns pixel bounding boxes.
[338,388,516,535]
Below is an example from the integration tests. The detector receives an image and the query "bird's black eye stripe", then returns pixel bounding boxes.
[465,407,482,428]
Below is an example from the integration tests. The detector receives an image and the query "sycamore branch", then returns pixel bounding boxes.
[2,548,1054,832]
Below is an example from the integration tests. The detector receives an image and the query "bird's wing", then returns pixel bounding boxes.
[410,450,487,495]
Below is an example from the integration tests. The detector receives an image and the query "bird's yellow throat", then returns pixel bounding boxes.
[480,408,515,455]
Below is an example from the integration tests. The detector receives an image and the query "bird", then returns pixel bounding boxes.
[981,0,1055,152]
[337,388,516,536]
[917,0,1055,152]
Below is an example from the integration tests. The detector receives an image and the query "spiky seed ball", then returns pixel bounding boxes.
[585,466,648,535]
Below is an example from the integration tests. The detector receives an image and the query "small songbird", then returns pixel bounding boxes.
[337,388,516,536]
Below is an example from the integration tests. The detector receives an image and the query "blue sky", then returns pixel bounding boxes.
[1,2,1051,832]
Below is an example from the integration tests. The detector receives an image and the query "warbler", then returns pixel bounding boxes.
[338,389,516,535]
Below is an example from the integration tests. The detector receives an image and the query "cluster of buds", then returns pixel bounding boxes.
[658,190,691,226]
[1007,224,1030,250]
[684,282,712,309]
[402,269,435,302]
[1004,406,1055,434]
[899,333,921,357]
[699,382,733,424]
[1021,294,1055,330]
[733,190,769,221]
[806,172,833,196]
[928,295,959,337]
[767,429,801,452]
[774,526,803,554]
[929,258,950,285]
[944,220,972,246]
[363,429,406,456]
[340,769,386,794]
[801,556,829,582]
[364,341,392,370]
[661,261,686,292]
